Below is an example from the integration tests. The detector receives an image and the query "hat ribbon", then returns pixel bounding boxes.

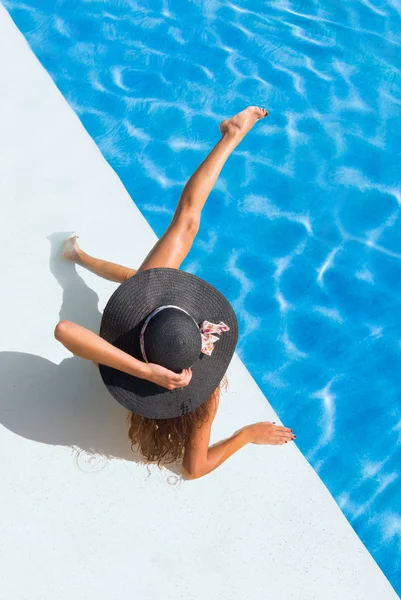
[139,305,230,362]
[199,320,230,356]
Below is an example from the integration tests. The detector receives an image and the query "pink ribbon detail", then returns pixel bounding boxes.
[199,320,230,356]
[139,305,230,362]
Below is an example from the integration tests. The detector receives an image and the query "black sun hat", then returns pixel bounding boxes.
[99,268,238,419]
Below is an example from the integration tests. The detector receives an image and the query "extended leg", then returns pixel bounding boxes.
[63,236,136,283]
[62,106,268,279]
[136,105,268,273]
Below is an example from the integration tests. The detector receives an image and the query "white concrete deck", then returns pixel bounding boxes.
[0,6,397,599]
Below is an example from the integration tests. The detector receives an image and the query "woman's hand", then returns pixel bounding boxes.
[144,363,193,390]
[243,421,295,445]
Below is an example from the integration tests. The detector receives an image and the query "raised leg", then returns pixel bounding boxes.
[62,106,268,280]
[136,105,268,273]
[63,236,136,283]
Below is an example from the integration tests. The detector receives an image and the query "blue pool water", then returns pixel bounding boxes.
[5,0,401,592]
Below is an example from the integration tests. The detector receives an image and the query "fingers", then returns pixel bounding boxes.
[270,435,285,445]
[270,423,292,432]
[273,435,291,444]
[270,423,295,436]
[270,423,296,444]
[170,368,192,389]
[274,426,292,434]
[278,431,293,441]
[274,436,295,445]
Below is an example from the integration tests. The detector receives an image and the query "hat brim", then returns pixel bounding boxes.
[99,268,238,419]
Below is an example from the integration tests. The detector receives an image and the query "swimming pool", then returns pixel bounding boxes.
[5,0,401,592]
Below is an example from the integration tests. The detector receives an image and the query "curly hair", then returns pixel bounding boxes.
[128,375,229,466]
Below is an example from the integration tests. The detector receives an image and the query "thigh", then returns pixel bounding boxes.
[136,216,197,274]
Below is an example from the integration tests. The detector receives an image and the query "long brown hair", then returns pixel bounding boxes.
[128,375,228,466]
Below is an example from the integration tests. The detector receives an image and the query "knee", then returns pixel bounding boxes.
[186,215,200,236]
[54,320,71,341]
[176,209,200,237]
[124,269,137,281]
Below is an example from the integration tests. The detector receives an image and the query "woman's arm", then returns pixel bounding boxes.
[54,320,192,390]
[182,390,295,479]
[182,390,247,479]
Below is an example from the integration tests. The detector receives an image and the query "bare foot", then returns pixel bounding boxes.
[62,235,82,264]
[219,105,268,139]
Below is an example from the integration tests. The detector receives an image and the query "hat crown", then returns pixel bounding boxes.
[143,307,202,372]
[99,267,238,419]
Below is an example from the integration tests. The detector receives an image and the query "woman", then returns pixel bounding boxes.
[55,106,295,479]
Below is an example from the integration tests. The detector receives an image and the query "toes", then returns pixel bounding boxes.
[248,106,264,117]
